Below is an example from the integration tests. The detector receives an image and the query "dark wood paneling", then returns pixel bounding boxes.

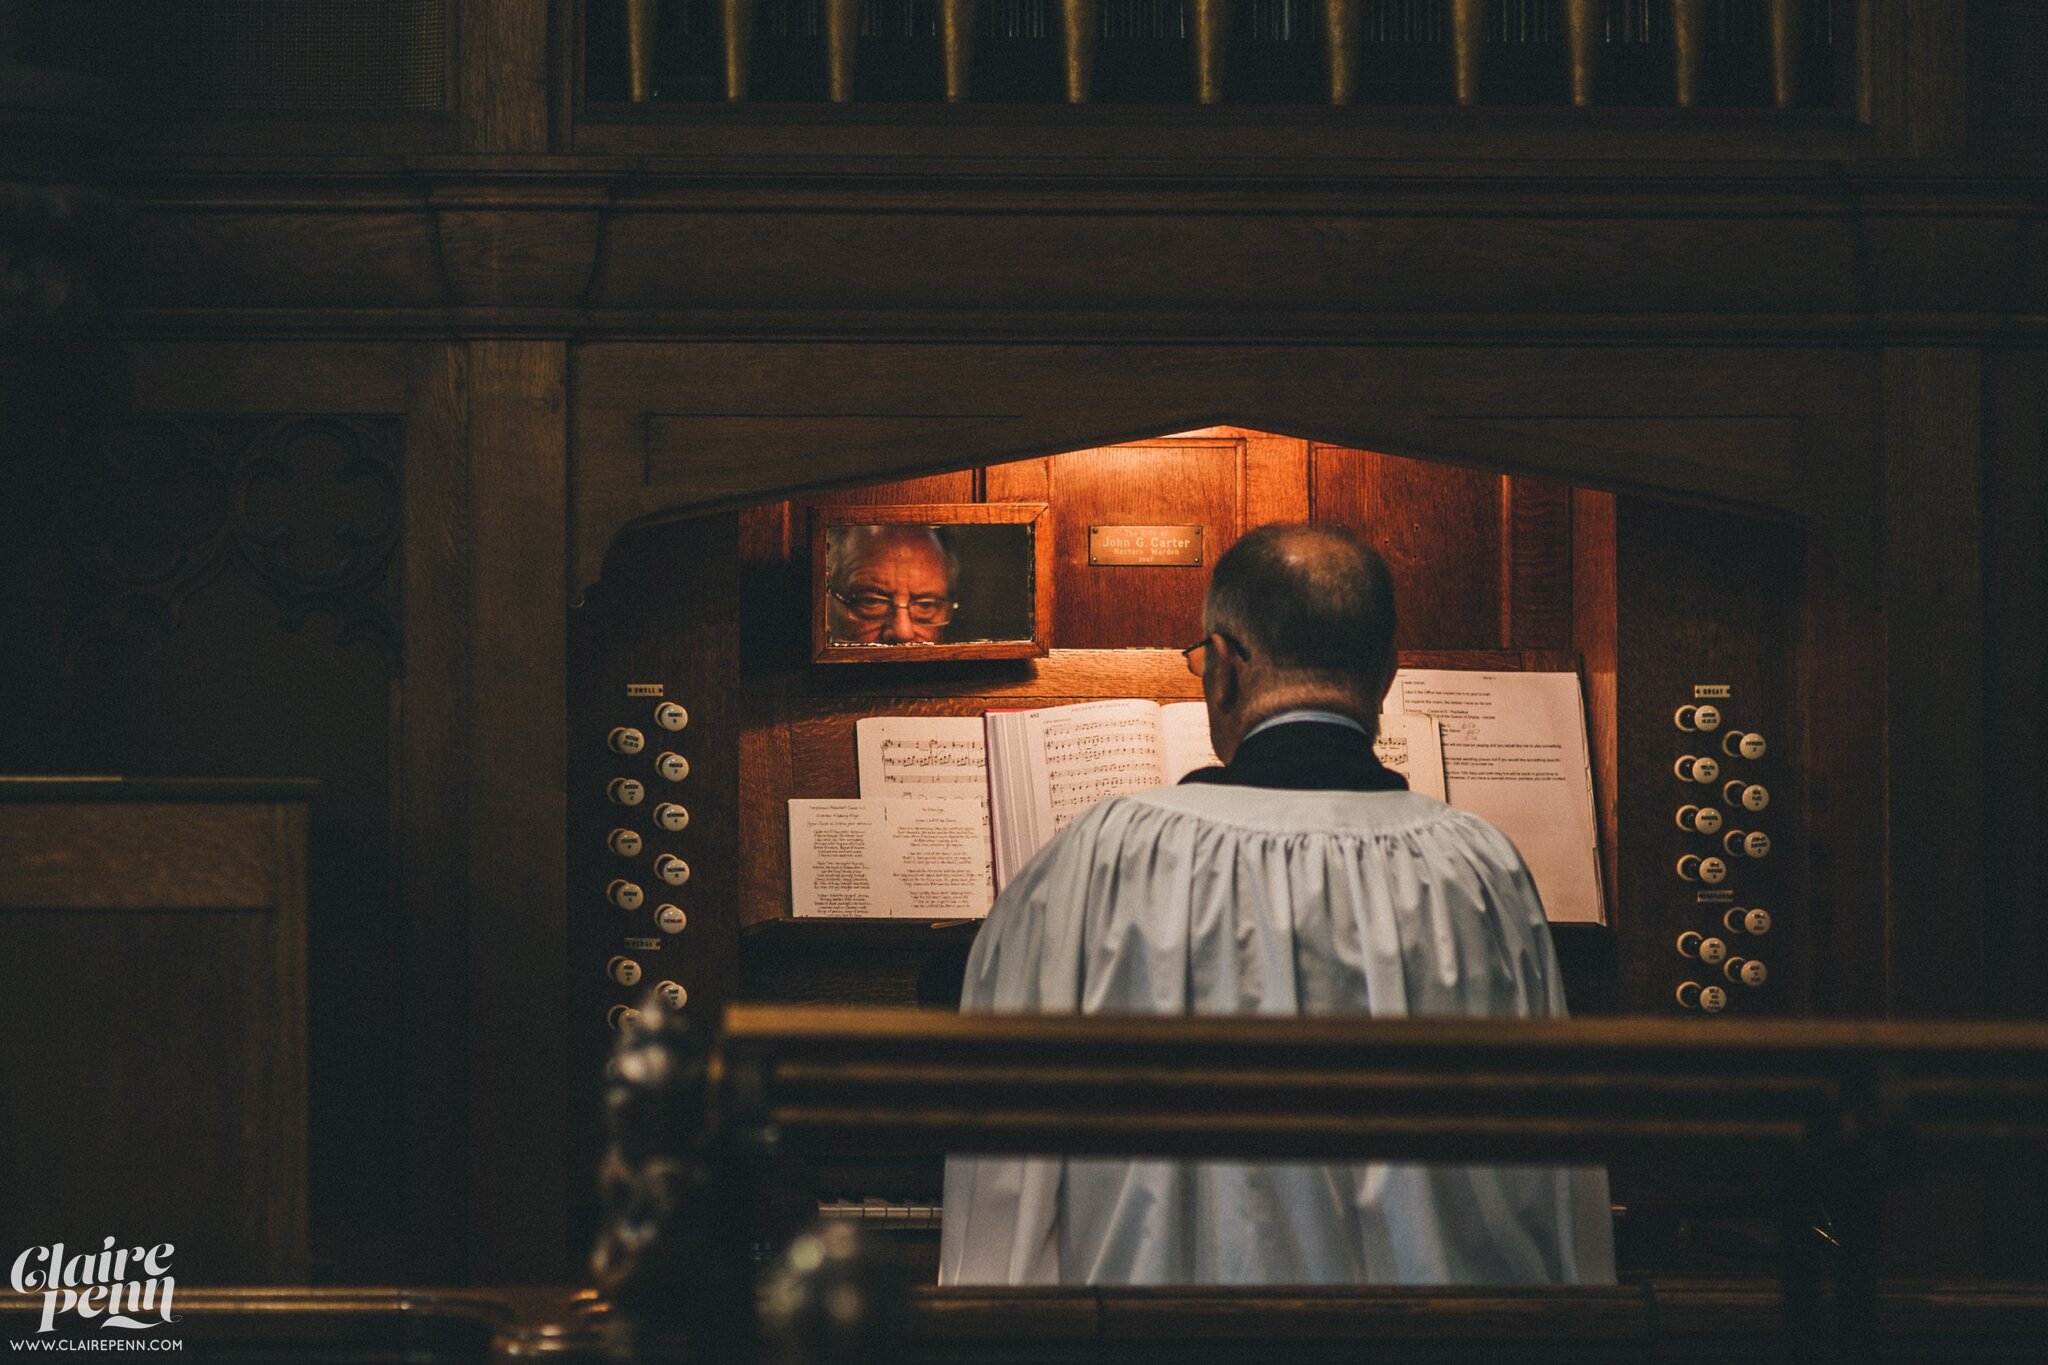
[1506,478,1574,650]
[0,803,279,907]
[116,342,415,413]
[1882,349,1986,1023]
[569,344,1876,595]
[1980,348,2047,1026]
[1047,440,1242,648]
[1977,350,2047,1281]
[16,408,407,1283]
[984,456,1051,502]
[398,342,474,1281]
[803,472,977,506]
[1312,445,1506,651]
[0,796,309,1284]
[461,0,552,152]
[465,340,570,1280]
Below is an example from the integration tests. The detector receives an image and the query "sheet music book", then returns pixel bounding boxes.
[985,699,1219,890]
[984,700,1451,890]
[812,699,1459,913]
[1384,669,1606,926]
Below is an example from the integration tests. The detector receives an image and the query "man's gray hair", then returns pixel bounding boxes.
[1203,522,1397,694]
[826,524,958,591]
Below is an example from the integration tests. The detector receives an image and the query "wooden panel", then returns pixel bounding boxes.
[0,799,307,1283]
[1982,349,2048,1283]
[1046,441,1242,648]
[119,214,447,310]
[1981,348,2047,1026]
[397,342,473,1280]
[570,344,1874,596]
[1506,478,1574,650]
[803,472,976,505]
[465,340,570,1280]
[460,0,551,153]
[0,803,278,909]
[115,342,414,413]
[641,414,1021,500]
[1312,446,1505,651]
[1882,349,1984,1025]
[1242,429,1311,528]
[984,457,1050,502]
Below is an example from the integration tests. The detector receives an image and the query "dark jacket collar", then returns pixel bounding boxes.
[1179,717,1409,793]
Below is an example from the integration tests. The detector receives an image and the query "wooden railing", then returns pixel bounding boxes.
[585,0,1842,107]
[593,1006,2048,1365]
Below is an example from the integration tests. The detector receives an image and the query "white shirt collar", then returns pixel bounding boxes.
[1240,709,1371,743]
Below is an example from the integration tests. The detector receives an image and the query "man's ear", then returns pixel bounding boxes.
[1207,633,1244,713]
[1374,658,1398,710]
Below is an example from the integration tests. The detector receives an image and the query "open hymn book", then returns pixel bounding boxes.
[985,699,1219,889]
[786,701,1449,917]
[983,699,1449,888]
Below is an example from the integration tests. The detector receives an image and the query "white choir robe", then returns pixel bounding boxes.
[939,784,1616,1287]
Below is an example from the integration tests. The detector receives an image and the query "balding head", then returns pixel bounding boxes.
[1198,523,1397,756]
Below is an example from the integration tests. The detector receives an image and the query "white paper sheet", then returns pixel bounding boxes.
[855,716,989,799]
[1385,670,1605,924]
[789,797,995,919]
[1159,701,1221,782]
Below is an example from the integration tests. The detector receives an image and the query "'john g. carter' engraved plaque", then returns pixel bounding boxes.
[1087,525,1204,567]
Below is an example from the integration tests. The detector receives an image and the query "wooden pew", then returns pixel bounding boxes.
[597,1006,2048,1363]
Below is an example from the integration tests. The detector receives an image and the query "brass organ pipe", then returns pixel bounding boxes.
[1768,0,1803,108]
[1448,0,1484,106]
[1323,0,1361,105]
[626,0,661,101]
[1061,0,1101,102]
[825,0,860,101]
[721,0,755,99]
[940,0,976,101]
[1671,0,1707,107]
[1563,0,1602,107]
[1191,0,1231,104]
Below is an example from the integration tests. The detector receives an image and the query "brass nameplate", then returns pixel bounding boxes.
[626,683,665,697]
[1088,525,1204,567]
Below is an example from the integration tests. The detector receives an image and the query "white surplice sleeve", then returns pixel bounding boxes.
[939,786,1615,1287]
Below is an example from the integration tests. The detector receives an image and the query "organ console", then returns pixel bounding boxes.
[561,423,1857,1271]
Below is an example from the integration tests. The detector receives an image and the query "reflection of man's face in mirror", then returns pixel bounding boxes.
[827,526,957,644]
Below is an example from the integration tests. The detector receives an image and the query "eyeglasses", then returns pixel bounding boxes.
[831,589,957,625]
[1180,633,1248,675]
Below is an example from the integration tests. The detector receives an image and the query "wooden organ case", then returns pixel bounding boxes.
[568,418,1876,1266]
[15,0,2038,1293]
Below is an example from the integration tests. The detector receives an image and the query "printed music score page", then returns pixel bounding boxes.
[1384,669,1605,925]
[788,798,995,919]
[855,716,988,798]
[1374,711,1447,802]
[987,698,1218,890]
